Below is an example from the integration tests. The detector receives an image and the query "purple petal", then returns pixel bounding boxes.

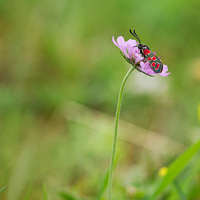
[112,36,118,47]
[112,36,129,57]
[134,52,144,64]
[117,36,126,47]
[126,39,138,48]
[139,61,156,75]
[159,65,170,77]
[126,39,138,59]
[135,57,144,64]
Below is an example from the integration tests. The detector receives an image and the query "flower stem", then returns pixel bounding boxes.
[108,66,135,200]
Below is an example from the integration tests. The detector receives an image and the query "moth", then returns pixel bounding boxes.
[130,29,163,73]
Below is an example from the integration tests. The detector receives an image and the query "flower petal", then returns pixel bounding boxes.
[126,39,138,59]
[112,36,118,47]
[112,36,129,57]
[117,36,126,47]
[139,61,156,75]
[134,52,144,64]
[126,39,138,47]
[159,65,170,77]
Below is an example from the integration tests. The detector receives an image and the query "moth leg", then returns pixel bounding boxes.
[140,49,145,57]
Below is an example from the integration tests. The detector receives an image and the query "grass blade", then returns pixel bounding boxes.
[150,139,200,199]
[43,184,48,200]
[0,186,6,194]
[0,161,14,185]
[59,191,80,200]
[98,167,109,199]
[24,184,32,200]
[98,153,118,199]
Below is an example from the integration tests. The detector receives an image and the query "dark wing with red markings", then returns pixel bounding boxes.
[142,48,163,73]
[149,56,163,73]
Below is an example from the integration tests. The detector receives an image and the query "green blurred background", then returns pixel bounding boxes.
[0,0,200,199]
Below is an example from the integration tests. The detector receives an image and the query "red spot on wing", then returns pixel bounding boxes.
[155,63,160,70]
[143,49,151,55]
[152,62,156,67]
[148,57,151,61]
[152,57,156,61]
[146,49,151,54]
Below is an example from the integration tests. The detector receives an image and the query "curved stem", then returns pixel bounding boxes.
[108,66,135,200]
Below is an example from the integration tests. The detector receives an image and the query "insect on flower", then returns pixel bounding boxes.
[129,29,163,73]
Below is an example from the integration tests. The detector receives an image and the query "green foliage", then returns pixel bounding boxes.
[150,140,200,199]
[24,185,32,200]
[173,181,187,200]
[0,0,200,199]
[0,186,6,194]
[43,184,48,200]
[59,191,80,200]
[98,167,109,199]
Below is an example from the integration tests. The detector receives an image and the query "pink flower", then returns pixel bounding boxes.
[112,36,170,77]
[112,36,143,64]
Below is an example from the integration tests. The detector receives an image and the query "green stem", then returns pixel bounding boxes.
[108,66,135,200]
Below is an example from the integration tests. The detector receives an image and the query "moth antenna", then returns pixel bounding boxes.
[129,29,141,44]
[133,30,141,44]
[129,29,137,40]
[129,29,134,36]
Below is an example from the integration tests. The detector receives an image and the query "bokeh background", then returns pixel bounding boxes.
[0,0,200,199]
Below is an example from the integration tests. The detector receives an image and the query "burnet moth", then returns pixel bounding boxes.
[130,29,163,73]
